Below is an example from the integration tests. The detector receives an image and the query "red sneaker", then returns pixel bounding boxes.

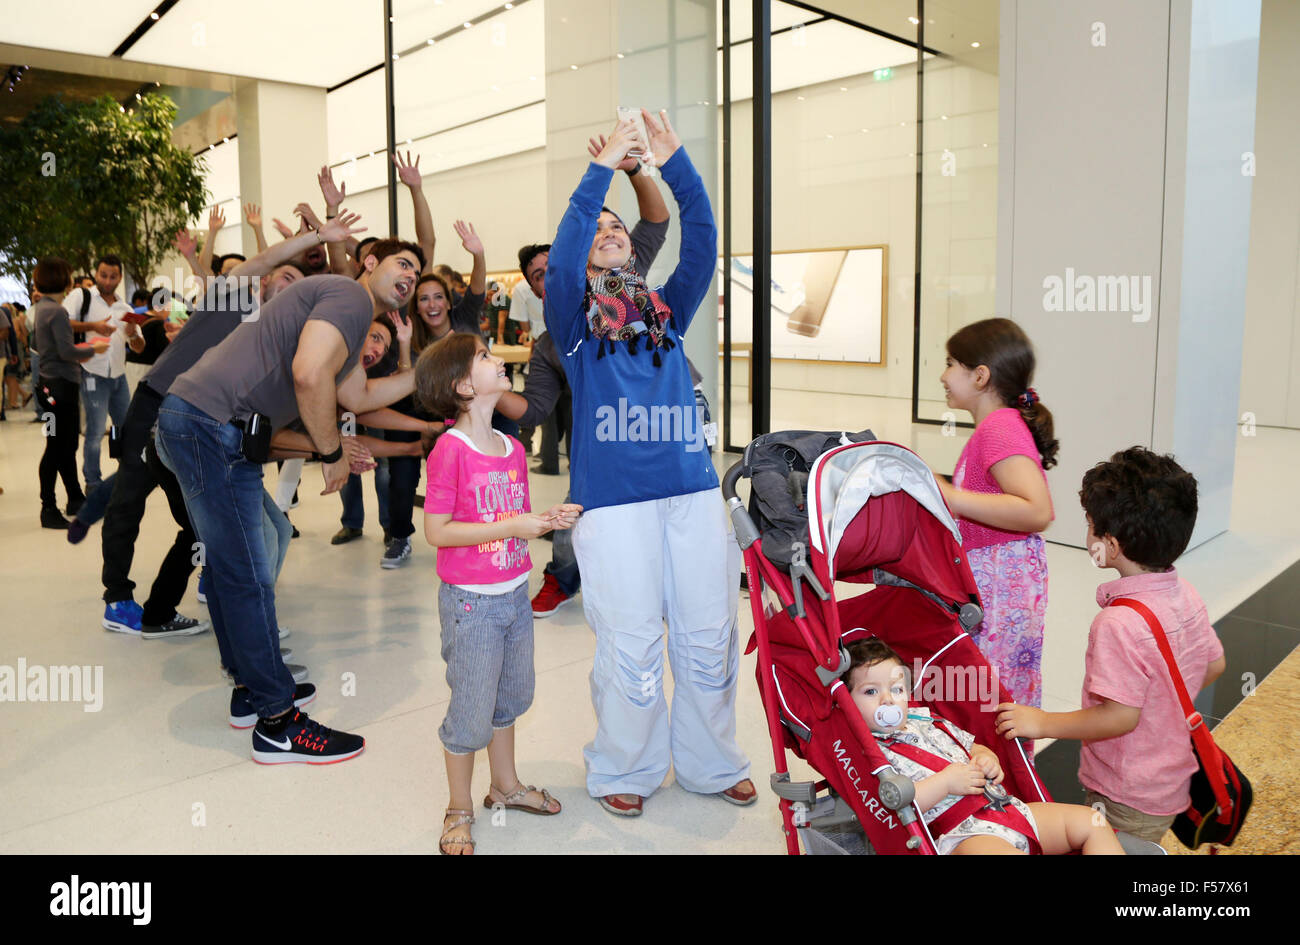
[531,573,572,618]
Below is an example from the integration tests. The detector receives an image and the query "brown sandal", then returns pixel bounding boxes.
[483,782,561,816]
[439,808,476,855]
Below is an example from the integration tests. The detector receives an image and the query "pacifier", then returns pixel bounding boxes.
[874,704,904,728]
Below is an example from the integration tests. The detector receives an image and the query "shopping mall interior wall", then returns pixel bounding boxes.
[725,59,996,410]
[1240,0,1300,430]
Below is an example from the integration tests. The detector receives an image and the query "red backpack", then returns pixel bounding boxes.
[1110,598,1251,848]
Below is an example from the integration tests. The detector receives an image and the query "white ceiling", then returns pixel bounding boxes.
[0,0,161,58]
[124,0,384,88]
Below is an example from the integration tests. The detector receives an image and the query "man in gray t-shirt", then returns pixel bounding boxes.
[155,239,424,765]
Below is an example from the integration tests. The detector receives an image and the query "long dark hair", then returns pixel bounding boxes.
[947,318,1058,470]
[409,272,454,355]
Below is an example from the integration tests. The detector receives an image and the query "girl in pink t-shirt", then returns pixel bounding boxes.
[935,319,1058,709]
[416,333,581,855]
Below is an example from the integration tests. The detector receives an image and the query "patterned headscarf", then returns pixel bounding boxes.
[584,249,676,367]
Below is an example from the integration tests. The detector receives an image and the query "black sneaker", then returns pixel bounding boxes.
[380,536,412,569]
[251,710,364,765]
[230,684,316,729]
[41,507,69,530]
[65,496,85,517]
[142,612,209,639]
[67,518,90,544]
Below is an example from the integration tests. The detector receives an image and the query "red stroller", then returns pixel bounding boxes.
[722,436,1049,855]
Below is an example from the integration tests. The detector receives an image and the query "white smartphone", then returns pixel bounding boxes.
[616,105,649,157]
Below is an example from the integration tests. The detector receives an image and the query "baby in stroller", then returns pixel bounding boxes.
[843,638,1124,855]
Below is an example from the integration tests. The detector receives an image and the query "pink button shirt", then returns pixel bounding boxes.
[1077,569,1224,815]
[952,407,1050,551]
[424,429,532,588]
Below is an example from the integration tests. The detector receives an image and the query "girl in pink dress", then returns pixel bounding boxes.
[935,319,1058,710]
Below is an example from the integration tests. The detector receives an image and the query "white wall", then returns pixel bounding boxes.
[1239,0,1300,430]
[724,58,997,418]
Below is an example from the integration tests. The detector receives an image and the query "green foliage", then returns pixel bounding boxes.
[0,92,207,285]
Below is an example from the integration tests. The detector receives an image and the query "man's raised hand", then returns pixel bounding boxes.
[318,210,366,244]
[318,165,347,211]
[392,150,423,188]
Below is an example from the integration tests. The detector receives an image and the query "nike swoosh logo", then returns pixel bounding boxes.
[256,730,292,750]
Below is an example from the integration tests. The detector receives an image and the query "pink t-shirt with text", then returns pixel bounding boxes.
[1078,569,1224,815]
[952,407,1050,551]
[424,429,532,587]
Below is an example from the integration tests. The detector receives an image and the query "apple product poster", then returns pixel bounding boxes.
[719,247,885,363]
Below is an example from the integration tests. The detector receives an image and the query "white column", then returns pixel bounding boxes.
[997,0,1260,549]
[235,80,329,258]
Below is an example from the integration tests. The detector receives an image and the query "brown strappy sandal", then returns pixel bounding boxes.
[439,808,476,855]
[483,782,561,815]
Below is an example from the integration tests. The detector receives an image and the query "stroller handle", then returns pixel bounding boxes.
[721,460,745,502]
[722,461,761,551]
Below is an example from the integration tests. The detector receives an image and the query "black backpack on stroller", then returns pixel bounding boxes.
[739,428,876,570]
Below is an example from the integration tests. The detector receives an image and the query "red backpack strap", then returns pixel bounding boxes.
[1108,597,1231,821]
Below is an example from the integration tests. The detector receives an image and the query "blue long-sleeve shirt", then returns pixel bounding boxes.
[544,149,719,511]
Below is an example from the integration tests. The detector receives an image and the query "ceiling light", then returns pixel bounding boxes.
[504,1,513,7]
[941,115,948,120]
[463,21,473,29]
[570,64,578,70]
[908,16,919,25]
[796,95,804,101]
[222,137,228,143]
[427,38,435,45]
[971,41,981,48]
[982,143,988,148]
[839,87,847,92]
[150,12,159,19]
[529,75,537,80]
[616,53,624,59]
[392,53,399,60]
[825,134,833,140]
[491,85,499,91]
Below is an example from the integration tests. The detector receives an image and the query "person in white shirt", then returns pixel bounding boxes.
[63,254,144,492]
[509,252,548,343]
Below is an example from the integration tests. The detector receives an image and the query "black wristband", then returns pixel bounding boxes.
[320,444,344,464]
[626,163,641,177]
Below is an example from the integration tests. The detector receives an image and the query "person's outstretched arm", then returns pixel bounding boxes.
[244,203,268,255]
[394,151,436,274]
[647,110,717,335]
[198,206,225,283]
[544,120,644,354]
[228,213,365,281]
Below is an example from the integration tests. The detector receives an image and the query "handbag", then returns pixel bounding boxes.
[1110,597,1252,848]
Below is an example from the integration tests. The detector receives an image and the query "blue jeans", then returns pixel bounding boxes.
[155,394,294,718]
[77,473,117,526]
[385,428,421,541]
[545,490,581,596]
[340,426,390,530]
[81,372,130,490]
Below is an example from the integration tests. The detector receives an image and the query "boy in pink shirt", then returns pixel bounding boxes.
[995,447,1225,842]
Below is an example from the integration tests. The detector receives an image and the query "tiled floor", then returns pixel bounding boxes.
[1,393,1297,854]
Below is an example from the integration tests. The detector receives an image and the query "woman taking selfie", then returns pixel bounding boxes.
[544,110,753,817]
